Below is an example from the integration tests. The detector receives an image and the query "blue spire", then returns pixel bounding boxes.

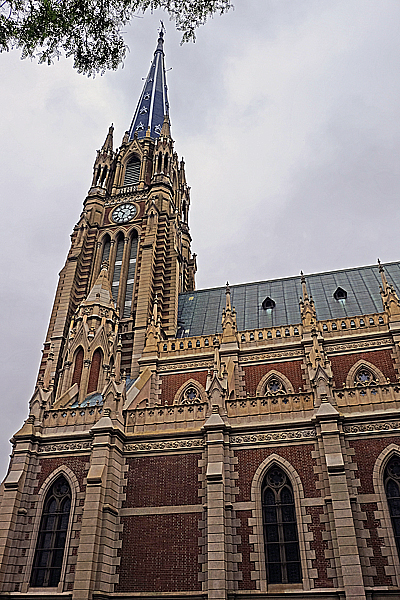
[128,27,170,141]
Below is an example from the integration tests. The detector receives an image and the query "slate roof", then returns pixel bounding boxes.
[128,30,169,141]
[177,261,400,337]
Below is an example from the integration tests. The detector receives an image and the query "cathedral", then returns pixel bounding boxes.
[2,29,400,600]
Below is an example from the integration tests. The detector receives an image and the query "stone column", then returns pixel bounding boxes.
[203,406,228,600]
[315,400,366,600]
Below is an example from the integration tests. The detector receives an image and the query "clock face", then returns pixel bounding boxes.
[111,203,137,224]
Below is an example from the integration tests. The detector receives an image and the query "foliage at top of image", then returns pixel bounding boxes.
[0,0,232,75]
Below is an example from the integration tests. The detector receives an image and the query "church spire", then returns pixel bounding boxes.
[128,25,170,141]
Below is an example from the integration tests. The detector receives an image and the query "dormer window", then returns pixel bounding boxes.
[333,287,347,301]
[262,297,276,310]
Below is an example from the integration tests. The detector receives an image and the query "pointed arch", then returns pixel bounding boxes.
[164,153,169,173]
[172,378,207,405]
[123,154,141,186]
[111,233,125,304]
[71,347,84,387]
[372,444,400,586]
[256,370,294,397]
[100,233,111,266]
[87,348,103,394]
[157,152,162,173]
[345,359,386,387]
[100,165,108,187]
[123,229,139,318]
[250,454,308,592]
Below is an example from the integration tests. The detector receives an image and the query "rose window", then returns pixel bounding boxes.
[182,386,200,404]
[265,377,285,395]
[354,368,376,386]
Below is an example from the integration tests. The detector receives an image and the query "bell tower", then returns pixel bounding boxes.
[38,28,196,401]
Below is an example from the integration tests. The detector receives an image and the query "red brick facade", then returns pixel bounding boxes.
[306,506,334,588]
[160,370,208,405]
[34,455,89,493]
[236,510,256,590]
[349,436,400,494]
[123,453,202,508]
[361,502,392,587]
[116,513,202,592]
[234,444,319,501]
[243,361,305,396]
[329,349,397,388]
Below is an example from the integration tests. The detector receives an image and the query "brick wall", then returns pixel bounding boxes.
[243,361,305,396]
[349,436,400,494]
[123,453,202,508]
[236,510,256,590]
[34,455,88,493]
[361,502,391,587]
[116,513,201,591]
[329,349,397,388]
[160,371,208,405]
[234,445,319,501]
[306,506,334,587]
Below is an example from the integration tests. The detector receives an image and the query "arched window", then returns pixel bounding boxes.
[181,386,200,404]
[123,231,138,318]
[385,456,400,558]
[30,476,71,588]
[354,366,376,386]
[87,349,102,394]
[71,348,84,387]
[101,235,111,266]
[157,152,162,173]
[164,153,169,172]
[264,376,286,395]
[100,165,108,187]
[123,156,141,186]
[112,236,124,303]
[262,465,302,584]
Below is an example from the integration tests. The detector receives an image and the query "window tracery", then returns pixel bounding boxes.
[262,465,302,584]
[30,476,71,588]
[385,456,400,559]
[180,386,200,404]
[354,367,376,387]
[264,376,286,396]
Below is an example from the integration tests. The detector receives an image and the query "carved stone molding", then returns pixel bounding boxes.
[159,360,213,372]
[239,349,303,364]
[344,421,400,435]
[327,339,392,354]
[230,429,316,446]
[38,441,91,454]
[125,438,204,453]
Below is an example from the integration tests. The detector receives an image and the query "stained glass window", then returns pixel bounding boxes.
[385,456,400,559]
[30,476,71,588]
[262,466,302,584]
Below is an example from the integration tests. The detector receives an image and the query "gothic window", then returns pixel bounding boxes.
[354,367,376,386]
[181,385,200,404]
[157,152,162,172]
[123,156,141,186]
[112,236,124,303]
[30,476,71,588]
[71,348,84,387]
[123,231,138,318]
[164,153,169,172]
[385,456,400,558]
[262,466,302,585]
[100,165,108,187]
[87,349,102,394]
[264,377,286,395]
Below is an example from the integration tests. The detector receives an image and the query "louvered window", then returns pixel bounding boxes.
[124,156,141,186]
[71,348,84,387]
[262,466,302,584]
[101,238,110,266]
[123,233,138,318]
[112,237,125,303]
[87,349,102,394]
[30,476,71,588]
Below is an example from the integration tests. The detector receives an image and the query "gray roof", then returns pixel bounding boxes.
[177,261,400,337]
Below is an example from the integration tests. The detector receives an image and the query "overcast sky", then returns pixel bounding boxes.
[1,0,400,478]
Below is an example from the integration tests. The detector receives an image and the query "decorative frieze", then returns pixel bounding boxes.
[125,438,204,453]
[159,360,213,372]
[239,349,303,364]
[327,338,391,353]
[37,441,91,453]
[230,429,316,446]
[344,421,400,435]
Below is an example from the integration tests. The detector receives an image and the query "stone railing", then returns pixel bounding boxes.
[127,401,208,433]
[238,324,302,345]
[42,405,103,430]
[227,392,314,423]
[334,382,400,413]
[319,312,387,336]
[159,335,221,355]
